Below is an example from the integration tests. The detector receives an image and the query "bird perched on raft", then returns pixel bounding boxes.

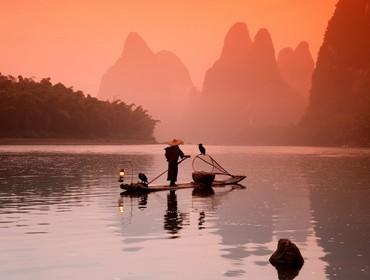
[198,144,206,155]
[138,173,148,186]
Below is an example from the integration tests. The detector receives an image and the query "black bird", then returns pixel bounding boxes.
[138,173,148,185]
[198,144,206,155]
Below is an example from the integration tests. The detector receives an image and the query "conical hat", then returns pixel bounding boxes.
[167,138,184,146]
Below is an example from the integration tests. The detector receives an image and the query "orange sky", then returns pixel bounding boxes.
[0,0,337,95]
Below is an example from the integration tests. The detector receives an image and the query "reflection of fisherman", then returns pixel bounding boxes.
[164,190,182,235]
[165,139,190,187]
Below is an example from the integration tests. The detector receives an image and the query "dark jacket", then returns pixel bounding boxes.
[165,145,185,182]
[165,145,185,163]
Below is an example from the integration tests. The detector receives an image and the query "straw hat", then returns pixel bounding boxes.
[167,138,184,146]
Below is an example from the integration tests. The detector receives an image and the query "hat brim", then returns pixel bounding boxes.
[167,139,184,146]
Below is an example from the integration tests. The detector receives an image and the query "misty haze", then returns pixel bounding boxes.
[0,1,369,280]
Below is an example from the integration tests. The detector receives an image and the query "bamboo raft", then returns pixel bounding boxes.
[120,175,246,194]
[119,154,246,194]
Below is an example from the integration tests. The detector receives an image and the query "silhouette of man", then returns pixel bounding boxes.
[165,139,189,186]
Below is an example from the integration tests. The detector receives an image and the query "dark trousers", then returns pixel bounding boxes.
[167,161,178,184]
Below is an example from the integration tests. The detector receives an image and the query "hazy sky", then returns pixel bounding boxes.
[0,0,337,95]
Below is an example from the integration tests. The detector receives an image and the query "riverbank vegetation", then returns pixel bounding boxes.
[0,74,157,141]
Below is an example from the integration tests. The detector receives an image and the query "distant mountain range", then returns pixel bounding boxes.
[98,32,196,140]
[98,23,314,143]
[198,23,314,143]
[278,41,315,97]
[3,1,368,146]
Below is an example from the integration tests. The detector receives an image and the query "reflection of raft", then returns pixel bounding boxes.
[121,182,194,193]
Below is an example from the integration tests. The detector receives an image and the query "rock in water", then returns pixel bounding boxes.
[269,239,304,280]
[269,239,304,268]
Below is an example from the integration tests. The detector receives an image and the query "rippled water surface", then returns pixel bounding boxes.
[0,145,369,280]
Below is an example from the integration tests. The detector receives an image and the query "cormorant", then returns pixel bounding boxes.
[198,144,206,155]
[138,173,148,185]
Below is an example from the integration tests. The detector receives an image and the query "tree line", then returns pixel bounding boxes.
[0,74,157,141]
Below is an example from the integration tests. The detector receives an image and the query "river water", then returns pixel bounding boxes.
[0,145,369,280]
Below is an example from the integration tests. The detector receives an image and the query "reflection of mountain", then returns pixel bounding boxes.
[212,155,312,263]
[214,190,273,261]
[195,22,306,143]
[271,175,312,244]
[302,0,370,146]
[98,32,195,141]
[302,155,370,280]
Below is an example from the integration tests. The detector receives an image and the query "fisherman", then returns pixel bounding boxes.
[165,139,190,186]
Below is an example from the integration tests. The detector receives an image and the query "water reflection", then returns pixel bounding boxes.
[198,211,206,230]
[164,190,188,237]
[0,146,369,280]
[208,155,319,279]
[303,156,370,280]
[273,265,301,280]
[138,193,148,209]
[119,193,148,211]
[0,154,85,219]
[214,170,274,262]
[0,153,154,226]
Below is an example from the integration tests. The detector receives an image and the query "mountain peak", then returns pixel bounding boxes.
[302,0,370,145]
[122,32,153,58]
[296,41,309,52]
[253,28,276,59]
[278,41,314,96]
[225,22,251,40]
[294,41,314,68]
[254,28,274,48]
[278,47,294,61]
[252,28,279,77]
[221,22,252,60]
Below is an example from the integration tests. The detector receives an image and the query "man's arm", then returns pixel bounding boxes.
[178,147,190,159]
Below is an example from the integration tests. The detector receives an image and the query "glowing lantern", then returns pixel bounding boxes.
[118,169,125,182]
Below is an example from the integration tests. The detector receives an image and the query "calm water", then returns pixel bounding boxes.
[0,145,369,280]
